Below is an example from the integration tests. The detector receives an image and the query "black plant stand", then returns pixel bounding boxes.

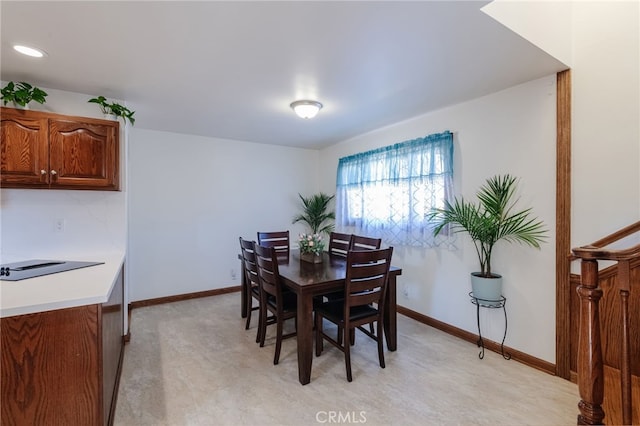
[469,292,511,360]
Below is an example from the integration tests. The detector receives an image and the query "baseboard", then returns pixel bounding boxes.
[129,286,241,309]
[397,305,557,376]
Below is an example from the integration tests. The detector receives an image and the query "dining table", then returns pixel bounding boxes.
[241,250,402,385]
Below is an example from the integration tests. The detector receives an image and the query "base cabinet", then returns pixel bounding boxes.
[0,267,124,425]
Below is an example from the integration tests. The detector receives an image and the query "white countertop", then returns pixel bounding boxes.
[0,252,125,318]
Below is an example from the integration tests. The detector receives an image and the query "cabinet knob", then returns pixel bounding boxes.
[40,170,47,175]
[50,170,57,176]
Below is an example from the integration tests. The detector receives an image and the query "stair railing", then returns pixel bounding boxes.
[572,221,640,425]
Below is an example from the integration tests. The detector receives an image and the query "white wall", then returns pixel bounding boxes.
[481,0,573,67]
[0,86,128,259]
[126,128,319,301]
[571,0,639,245]
[485,1,639,247]
[317,0,640,364]
[320,75,558,362]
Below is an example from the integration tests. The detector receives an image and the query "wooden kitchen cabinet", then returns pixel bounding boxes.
[0,266,125,425]
[0,107,119,190]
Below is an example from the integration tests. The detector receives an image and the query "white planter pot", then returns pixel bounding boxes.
[104,113,117,121]
[470,272,503,306]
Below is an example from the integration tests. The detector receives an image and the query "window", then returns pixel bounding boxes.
[335,131,454,247]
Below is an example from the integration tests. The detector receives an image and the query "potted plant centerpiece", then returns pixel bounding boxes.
[88,96,135,125]
[1,81,48,109]
[292,192,335,263]
[429,174,547,304]
[298,233,325,263]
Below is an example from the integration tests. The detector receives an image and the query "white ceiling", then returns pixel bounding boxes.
[0,1,566,149]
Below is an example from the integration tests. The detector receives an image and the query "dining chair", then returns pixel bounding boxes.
[351,234,382,251]
[324,233,382,303]
[321,232,355,304]
[314,247,393,382]
[257,230,290,258]
[328,232,354,257]
[239,237,262,342]
[349,234,383,335]
[254,243,297,365]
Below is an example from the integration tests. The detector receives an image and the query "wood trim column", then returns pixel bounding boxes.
[618,260,632,425]
[556,69,572,379]
[576,259,605,424]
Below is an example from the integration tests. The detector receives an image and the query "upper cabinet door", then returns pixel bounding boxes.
[0,110,49,187]
[49,118,119,190]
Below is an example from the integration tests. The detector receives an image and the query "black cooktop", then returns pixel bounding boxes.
[0,259,104,281]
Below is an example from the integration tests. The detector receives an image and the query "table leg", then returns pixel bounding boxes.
[296,292,313,385]
[383,272,398,351]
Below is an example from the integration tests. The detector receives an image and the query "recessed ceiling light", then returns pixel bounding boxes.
[13,45,46,58]
[290,100,323,119]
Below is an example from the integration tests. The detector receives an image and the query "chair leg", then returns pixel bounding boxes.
[255,303,262,343]
[259,301,267,347]
[350,328,355,346]
[377,319,385,369]
[274,314,283,365]
[245,297,253,330]
[344,326,353,382]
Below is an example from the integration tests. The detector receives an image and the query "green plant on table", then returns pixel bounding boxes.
[298,233,325,255]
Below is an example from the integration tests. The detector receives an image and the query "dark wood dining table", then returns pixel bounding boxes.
[242,250,402,385]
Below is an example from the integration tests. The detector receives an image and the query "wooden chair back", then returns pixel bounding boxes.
[328,232,354,257]
[344,247,393,311]
[351,234,382,251]
[239,237,259,290]
[254,243,282,299]
[257,230,290,258]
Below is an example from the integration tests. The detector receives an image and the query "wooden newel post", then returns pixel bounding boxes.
[576,258,605,425]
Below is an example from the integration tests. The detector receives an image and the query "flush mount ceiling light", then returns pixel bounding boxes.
[290,100,323,119]
[13,44,46,58]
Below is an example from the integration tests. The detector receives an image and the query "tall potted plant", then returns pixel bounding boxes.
[429,175,547,304]
[292,193,335,263]
[292,192,335,235]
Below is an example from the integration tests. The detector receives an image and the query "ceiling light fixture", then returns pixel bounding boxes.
[290,100,323,119]
[13,45,46,58]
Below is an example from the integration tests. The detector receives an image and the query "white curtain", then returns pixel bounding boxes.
[335,131,454,247]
